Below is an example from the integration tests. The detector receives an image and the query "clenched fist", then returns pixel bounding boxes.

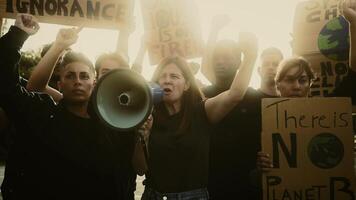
[14,13,40,35]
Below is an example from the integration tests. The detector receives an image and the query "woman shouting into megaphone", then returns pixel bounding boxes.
[134,32,258,200]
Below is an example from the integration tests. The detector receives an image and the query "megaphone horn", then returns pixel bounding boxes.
[118,90,140,106]
[92,68,162,131]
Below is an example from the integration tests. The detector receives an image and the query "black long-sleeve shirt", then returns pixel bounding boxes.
[0,26,135,200]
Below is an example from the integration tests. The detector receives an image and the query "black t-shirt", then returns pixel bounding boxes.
[328,69,356,103]
[145,101,211,193]
[88,89,137,200]
[203,86,276,198]
[0,26,137,200]
[110,129,136,200]
[2,102,135,200]
[0,77,29,162]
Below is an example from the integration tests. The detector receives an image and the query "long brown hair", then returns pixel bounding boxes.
[151,56,203,133]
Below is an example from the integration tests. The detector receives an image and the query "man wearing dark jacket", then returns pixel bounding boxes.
[0,14,133,200]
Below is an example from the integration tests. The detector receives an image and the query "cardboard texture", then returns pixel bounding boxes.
[262,97,355,200]
[140,0,203,65]
[302,53,349,97]
[0,0,133,30]
[292,0,353,114]
[293,0,340,55]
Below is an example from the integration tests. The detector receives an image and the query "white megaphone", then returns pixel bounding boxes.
[91,68,163,131]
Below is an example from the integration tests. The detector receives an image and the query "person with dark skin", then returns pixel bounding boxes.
[201,14,231,84]
[0,14,134,200]
[203,39,283,199]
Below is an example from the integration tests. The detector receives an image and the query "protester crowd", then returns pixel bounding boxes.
[0,1,355,200]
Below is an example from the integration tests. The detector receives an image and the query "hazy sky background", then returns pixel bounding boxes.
[3,0,301,88]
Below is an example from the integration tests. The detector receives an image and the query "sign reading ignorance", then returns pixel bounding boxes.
[140,0,203,65]
[292,0,350,98]
[0,0,132,29]
[262,98,355,200]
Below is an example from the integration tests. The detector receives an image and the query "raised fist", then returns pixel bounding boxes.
[14,14,40,35]
[121,16,136,35]
[238,32,258,59]
[54,26,83,50]
[211,14,231,31]
[341,0,356,23]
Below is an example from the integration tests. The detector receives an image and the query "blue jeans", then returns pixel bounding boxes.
[141,187,209,200]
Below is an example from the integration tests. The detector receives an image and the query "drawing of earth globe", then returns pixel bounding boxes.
[318,16,349,61]
[308,133,344,169]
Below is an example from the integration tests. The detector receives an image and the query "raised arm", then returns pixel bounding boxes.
[205,32,258,124]
[0,14,56,122]
[116,18,135,60]
[26,27,82,102]
[0,15,32,140]
[0,14,38,89]
[131,34,148,74]
[201,14,230,84]
[330,0,356,103]
[342,0,356,72]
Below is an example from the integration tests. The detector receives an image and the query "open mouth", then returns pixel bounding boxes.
[163,88,172,94]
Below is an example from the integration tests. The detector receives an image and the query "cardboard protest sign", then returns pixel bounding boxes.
[0,0,133,29]
[293,0,342,55]
[140,0,203,65]
[292,0,352,109]
[262,98,355,200]
[0,18,3,35]
[302,53,349,97]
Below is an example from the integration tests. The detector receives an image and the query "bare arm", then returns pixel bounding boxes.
[43,86,63,103]
[26,27,82,102]
[342,0,356,72]
[205,32,258,124]
[116,18,135,60]
[201,15,230,84]
[26,44,64,102]
[117,31,129,59]
[131,34,147,74]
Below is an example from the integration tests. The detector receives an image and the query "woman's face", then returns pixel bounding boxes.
[277,66,310,98]
[58,62,95,104]
[158,63,190,104]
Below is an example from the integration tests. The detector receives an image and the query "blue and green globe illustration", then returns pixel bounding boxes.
[307,133,344,169]
[318,16,349,61]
